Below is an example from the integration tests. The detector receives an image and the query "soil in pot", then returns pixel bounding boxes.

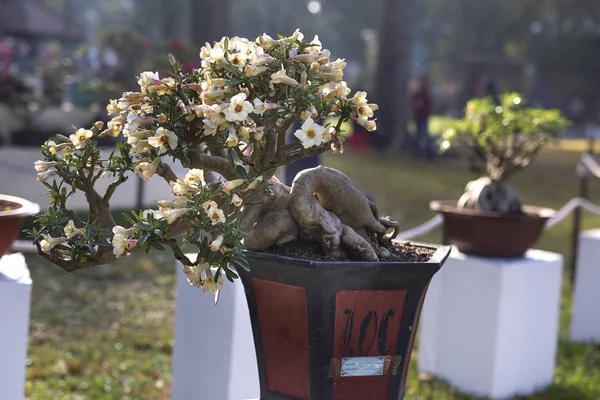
[267,238,435,262]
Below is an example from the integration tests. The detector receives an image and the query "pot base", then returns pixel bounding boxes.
[238,244,451,400]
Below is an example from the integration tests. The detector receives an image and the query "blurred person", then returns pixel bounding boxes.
[411,76,434,159]
[484,80,500,105]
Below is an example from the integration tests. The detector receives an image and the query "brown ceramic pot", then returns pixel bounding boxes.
[0,194,40,259]
[237,243,451,400]
[430,200,555,258]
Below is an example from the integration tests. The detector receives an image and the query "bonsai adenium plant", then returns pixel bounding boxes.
[432,92,569,257]
[30,30,450,400]
[30,30,389,280]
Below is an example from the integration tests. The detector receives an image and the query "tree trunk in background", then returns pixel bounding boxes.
[190,0,230,46]
[374,0,414,153]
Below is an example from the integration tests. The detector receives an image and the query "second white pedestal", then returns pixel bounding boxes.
[171,260,260,400]
[571,229,600,342]
[418,248,563,400]
[0,253,32,400]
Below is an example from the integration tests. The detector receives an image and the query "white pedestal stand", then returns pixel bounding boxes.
[171,260,260,400]
[418,248,563,400]
[0,253,32,400]
[571,229,600,342]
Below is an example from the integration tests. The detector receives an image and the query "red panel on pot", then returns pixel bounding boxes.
[252,278,310,400]
[333,290,407,400]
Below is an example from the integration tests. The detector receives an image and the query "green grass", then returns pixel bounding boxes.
[25,143,600,399]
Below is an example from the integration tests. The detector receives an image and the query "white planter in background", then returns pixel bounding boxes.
[571,229,600,342]
[418,248,563,400]
[0,253,32,400]
[171,260,260,400]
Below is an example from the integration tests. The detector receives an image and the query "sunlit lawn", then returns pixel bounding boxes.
[25,141,600,399]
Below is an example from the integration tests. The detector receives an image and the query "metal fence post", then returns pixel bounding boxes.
[570,164,589,286]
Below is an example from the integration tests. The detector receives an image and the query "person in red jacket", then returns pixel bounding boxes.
[411,77,434,159]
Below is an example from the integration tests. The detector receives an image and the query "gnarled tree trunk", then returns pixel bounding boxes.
[243,166,399,261]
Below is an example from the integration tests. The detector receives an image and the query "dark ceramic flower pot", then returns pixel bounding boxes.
[430,200,555,258]
[0,194,40,259]
[237,243,451,400]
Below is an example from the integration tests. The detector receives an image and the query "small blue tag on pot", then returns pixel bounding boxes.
[341,356,385,377]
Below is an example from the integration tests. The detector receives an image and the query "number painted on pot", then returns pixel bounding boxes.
[342,308,394,356]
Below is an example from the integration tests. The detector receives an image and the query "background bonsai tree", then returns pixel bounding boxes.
[30,30,399,293]
[441,93,570,214]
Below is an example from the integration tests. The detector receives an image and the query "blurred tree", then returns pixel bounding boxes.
[422,0,600,121]
[374,0,415,152]
[190,0,230,46]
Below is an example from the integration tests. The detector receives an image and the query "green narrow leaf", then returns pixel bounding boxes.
[138,233,151,246]
[235,165,249,180]
[227,149,235,168]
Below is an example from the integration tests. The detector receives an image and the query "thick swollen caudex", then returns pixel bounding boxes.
[244,166,394,261]
[458,176,523,214]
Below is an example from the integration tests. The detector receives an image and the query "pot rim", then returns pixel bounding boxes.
[0,194,40,219]
[430,200,555,220]
[243,241,451,269]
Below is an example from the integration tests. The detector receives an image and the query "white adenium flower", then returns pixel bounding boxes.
[222,179,245,192]
[183,265,207,288]
[162,208,189,224]
[231,194,243,207]
[252,126,265,141]
[228,51,247,68]
[34,160,58,173]
[245,175,264,191]
[45,140,70,155]
[206,205,226,225]
[206,104,228,126]
[271,69,300,87]
[300,105,318,121]
[134,157,161,181]
[210,235,224,252]
[64,220,85,239]
[37,167,58,182]
[294,118,324,149]
[137,71,160,93]
[357,118,377,132]
[157,196,188,211]
[127,130,153,146]
[69,128,93,149]
[142,209,163,221]
[112,232,128,258]
[170,178,197,195]
[244,65,268,77]
[106,99,120,115]
[356,103,376,120]
[202,119,219,136]
[112,227,138,258]
[147,127,178,154]
[184,169,205,188]
[226,129,239,147]
[322,126,335,143]
[40,234,69,253]
[202,200,218,214]
[225,93,253,122]
[201,271,224,294]
[103,115,125,137]
[252,98,278,115]
[125,111,154,134]
[113,225,140,237]
[130,140,153,156]
[305,35,323,54]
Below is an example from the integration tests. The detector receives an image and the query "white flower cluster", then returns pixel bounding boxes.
[33,29,378,292]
